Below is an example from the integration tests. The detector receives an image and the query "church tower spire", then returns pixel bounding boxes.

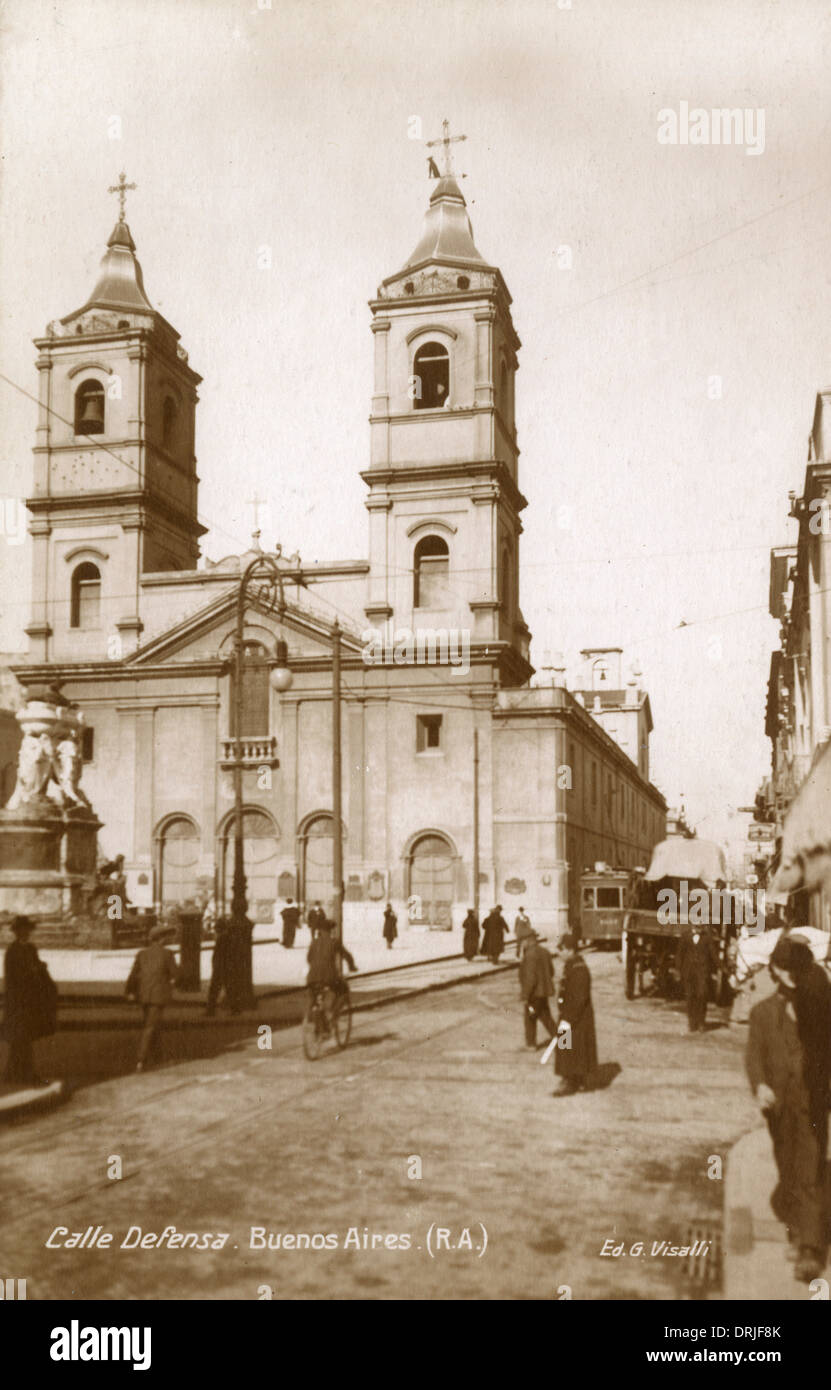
[25,180,204,665]
[362,138,531,685]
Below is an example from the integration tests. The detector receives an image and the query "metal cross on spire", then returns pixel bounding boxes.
[108,171,137,221]
[426,119,467,177]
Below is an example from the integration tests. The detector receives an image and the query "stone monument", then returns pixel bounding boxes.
[0,683,102,932]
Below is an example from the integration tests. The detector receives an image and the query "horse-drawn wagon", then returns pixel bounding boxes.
[621,836,733,1001]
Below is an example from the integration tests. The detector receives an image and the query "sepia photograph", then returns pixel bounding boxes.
[1,0,830,1345]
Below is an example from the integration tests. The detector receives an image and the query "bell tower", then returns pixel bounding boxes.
[26,174,204,664]
[363,128,531,683]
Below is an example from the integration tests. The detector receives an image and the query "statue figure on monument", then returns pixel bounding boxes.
[5,730,55,809]
[53,722,92,811]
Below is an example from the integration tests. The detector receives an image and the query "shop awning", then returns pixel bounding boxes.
[770,739,831,896]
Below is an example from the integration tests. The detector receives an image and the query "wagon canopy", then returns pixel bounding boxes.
[643,837,727,886]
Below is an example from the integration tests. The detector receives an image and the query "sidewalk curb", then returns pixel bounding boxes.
[25,957,520,1034]
[0,1079,68,1120]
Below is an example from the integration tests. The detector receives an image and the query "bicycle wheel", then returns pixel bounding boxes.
[302,1003,324,1061]
[333,990,352,1049]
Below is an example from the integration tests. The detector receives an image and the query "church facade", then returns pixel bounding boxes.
[13,167,666,934]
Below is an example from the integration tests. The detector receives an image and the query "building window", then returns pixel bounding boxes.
[70,562,102,629]
[412,341,449,410]
[414,534,449,608]
[416,714,443,752]
[233,641,270,737]
[162,396,178,448]
[591,761,597,806]
[81,727,95,762]
[74,379,105,435]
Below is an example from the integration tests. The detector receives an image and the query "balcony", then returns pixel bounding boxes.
[220,736,279,769]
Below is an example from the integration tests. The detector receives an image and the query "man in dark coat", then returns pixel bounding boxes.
[462,908,479,961]
[553,934,597,1095]
[519,935,556,1049]
[3,916,54,1087]
[676,923,717,1032]
[482,905,508,964]
[281,897,300,949]
[307,918,357,997]
[307,901,326,934]
[746,935,831,1283]
[514,906,533,957]
[382,903,398,950]
[125,925,178,1072]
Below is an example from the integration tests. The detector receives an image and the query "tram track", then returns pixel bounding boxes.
[0,961,516,1238]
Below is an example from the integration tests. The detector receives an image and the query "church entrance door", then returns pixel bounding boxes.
[409,834,454,928]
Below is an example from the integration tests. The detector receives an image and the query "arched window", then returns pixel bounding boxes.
[220,807,280,918]
[413,341,449,410]
[70,562,101,629]
[162,396,178,448]
[233,641,270,737]
[158,815,200,906]
[414,534,449,608]
[74,379,105,435]
[301,813,335,917]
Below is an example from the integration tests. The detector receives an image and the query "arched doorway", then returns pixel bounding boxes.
[408,833,455,927]
[219,808,280,921]
[157,815,200,906]
[301,814,334,917]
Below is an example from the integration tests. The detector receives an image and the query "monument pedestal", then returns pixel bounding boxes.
[0,804,103,925]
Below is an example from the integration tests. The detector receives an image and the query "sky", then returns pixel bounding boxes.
[1,0,830,833]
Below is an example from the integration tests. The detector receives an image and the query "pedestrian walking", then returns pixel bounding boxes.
[205,917,234,1016]
[746,934,831,1283]
[462,908,479,961]
[552,934,597,1096]
[307,900,326,935]
[2,916,56,1088]
[519,933,556,1049]
[514,905,534,957]
[382,902,398,950]
[125,924,178,1072]
[676,923,717,1032]
[281,897,300,949]
[482,905,508,963]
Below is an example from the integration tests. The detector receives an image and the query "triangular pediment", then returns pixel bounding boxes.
[126,587,365,668]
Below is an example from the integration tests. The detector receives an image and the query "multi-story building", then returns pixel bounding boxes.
[764,385,831,929]
[11,164,666,935]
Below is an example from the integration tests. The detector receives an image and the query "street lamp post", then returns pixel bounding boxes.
[231,544,292,1009]
[331,620,344,954]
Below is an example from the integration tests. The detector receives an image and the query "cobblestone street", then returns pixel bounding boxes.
[0,954,760,1300]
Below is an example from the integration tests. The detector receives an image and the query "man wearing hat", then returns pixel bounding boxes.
[125,923,178,1073]
[552,933,598,1096]
[3,915,55,1087]
[514,906,534,958]
[518,931,556,1050]
[306,916,357,1006]
[746,934,831,1283]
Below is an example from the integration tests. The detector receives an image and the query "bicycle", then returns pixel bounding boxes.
[302,982,352,1060]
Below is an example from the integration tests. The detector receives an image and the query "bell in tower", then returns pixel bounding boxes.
[73,379,106,435]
